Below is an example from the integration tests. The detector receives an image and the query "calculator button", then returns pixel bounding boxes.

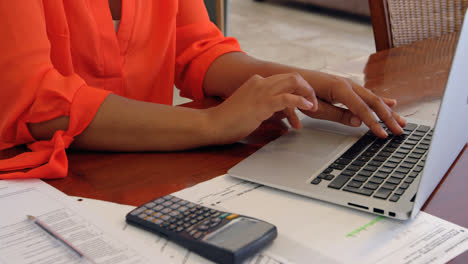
[179,200,189,206]
[163,195,174,200]
[226,214,238,220]
[189,229,197,236]
[212,212,221,218]
[210,221,221,228]
[146,216,156,222]
[169,211,180,217]
[186,203,197,208]
[193,232,203,240]
[162,201,173,207]
[198,225,209,231]
[220,213,230,219]
[175,226,184,232]
[183,223,191,228]
[161,215,171,221]
[196,216,204,221]
[138,214,147,219]
[161,208,172,214]
[145,202,156,208]
[169,218,178,223]
[209,209,217,214]
[195,210,204,215]
[130,208,145,215]
[176,220,184,226]
[170,204,181,210]
[153,198,165,204]
[202,220,211,226]
[145,209,155,215]
[210,218,221,224]
[168,224,177,231]
[178,206,189,213]
[190,219,198,225]
[170,197,181,203]
[154,205,164,211]
[153,212,163,218]
[153,219,164,225]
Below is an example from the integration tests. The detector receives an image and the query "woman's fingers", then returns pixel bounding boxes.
[301,100,362,127]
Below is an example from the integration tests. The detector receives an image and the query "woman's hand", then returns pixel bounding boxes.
[206,73,318,145]
[301,74,407,138]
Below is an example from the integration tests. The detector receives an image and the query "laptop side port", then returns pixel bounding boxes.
[389,212,396,217]
[348,203,369,210]
[373,208,384,214]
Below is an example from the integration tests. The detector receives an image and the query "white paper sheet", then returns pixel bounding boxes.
[172,175,468,264]
[73,196,294,264]
[0,179,168,264]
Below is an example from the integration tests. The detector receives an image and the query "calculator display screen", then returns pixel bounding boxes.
[203,217,260,251]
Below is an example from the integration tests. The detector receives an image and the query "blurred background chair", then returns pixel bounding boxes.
[204,0,230,35]
[369,0,468,51]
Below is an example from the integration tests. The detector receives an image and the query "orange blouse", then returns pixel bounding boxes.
[0,0,241,179]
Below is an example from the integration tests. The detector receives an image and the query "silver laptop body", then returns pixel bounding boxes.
[228,12,468,220]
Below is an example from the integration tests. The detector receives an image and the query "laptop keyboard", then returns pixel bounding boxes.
[310,122,433,203]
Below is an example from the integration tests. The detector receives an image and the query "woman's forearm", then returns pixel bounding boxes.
[28,94,215,151]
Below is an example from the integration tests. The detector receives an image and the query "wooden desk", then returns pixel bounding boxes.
[4,34,466,262]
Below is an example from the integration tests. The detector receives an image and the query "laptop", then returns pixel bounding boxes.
[228,11,468,220]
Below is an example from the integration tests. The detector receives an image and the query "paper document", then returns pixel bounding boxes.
[172,175,468,264]
[0,179,169,264]
[73,196,293,264]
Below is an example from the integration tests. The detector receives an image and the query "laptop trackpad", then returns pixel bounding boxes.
[229,119,367,185]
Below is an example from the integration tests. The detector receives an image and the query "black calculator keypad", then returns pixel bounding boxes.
[129,195,237,240]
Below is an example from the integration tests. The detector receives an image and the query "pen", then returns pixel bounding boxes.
[27,215,95,263]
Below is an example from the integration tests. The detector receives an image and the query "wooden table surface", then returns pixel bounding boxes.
[2,33,466,262]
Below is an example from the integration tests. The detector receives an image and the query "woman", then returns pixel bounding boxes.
[0,0,405,179]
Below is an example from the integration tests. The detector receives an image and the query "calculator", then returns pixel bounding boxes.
[126,195,277,264]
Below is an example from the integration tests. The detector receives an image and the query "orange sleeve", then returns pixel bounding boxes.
[0,2,110,179]
[174,0,243,100]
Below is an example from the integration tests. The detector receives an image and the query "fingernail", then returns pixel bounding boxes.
[305,100,314,109]
[350,116,361,126]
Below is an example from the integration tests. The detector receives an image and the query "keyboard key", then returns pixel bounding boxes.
[336,157,352,165]
[395,188,405,195]
[392,153,406,159]
[409,153,423,159]
[369,177,384,184]
[403,123,417,131]
[382,182,397,190]
[329,163,346,170]
[324,174,335,180]
[400,183,410,189]
[364,182,380,190]
[375,171,390,178]
[400,162,415,169]
[341,170,356,176]
[416,125,430,132]
[397,149,410,154]
[374,188,392,199]
[378,151,392,158]
[404,178,414,184]
[328,175,351,189]
[396,167,410,174]
[400,144,414,150]
[409,135,422,141]
[388,157,402,163]
[343,186,374,196]
[363,165,378,172]
[390,172,406,179]
[351,161,366,167]
[373,156,387,162]
[347,165,361,172]
[414,166,424,172]
[413,148,426,154]
[383,162,398,169]
[323,168,333,173]
[386,177,402,185]
[409,171,419,178]
[369,160,382,167]
[405,140,418,145]
[354,175,368,182]
[358,170,373,177]
[347,180,363,188]
[311,178,321,185]
[405,158,418,164]
[379,167,394,174]
[389,194,400,202]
